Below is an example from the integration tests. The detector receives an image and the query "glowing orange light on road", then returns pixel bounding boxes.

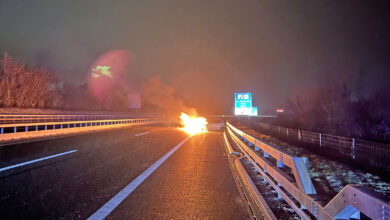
[180,113,208,135]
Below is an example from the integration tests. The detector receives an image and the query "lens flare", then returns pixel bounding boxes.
[180,113,208,135]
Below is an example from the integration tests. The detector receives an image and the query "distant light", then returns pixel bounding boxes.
[276,108,284,113]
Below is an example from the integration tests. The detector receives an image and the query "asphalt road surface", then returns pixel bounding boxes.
[0,125,250,219]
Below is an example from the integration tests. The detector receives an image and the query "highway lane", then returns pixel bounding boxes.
[107,131,250,219]
[0,126,249,219]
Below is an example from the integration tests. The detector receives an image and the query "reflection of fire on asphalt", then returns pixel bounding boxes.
[180,112,208,135]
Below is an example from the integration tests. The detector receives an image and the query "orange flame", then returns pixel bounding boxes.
[180,112,208,135]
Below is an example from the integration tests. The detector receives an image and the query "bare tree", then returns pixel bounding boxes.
[0,53,62,108]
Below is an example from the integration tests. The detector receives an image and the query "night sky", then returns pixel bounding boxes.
[1,1,389,114]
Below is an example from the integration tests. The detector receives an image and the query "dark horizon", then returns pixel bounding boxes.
[1,0,390,114]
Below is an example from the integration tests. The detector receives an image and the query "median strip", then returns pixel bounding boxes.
[0,150,78,173]
[88,136,191,220]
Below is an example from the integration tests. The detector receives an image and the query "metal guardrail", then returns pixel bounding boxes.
[226,122,390,220]
[227,122,316,194]
[223,132,277,220]
[0,114,139,124]
[0,118,158,143]
[255,122,390,168]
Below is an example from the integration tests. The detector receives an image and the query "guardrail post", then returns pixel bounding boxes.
[334,205,360,219]
[35,125,38,131]
[60,124,63,129]
[1,127,3,134]
[277,183,282,199]
[53,125,55,130]
[352,138,356,160]
[45,125,47,130]
[14,127,16,133]
[25,126,28,132]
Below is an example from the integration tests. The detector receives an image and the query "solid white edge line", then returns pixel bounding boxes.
[0,150,78,172]
[134,131,150,137]
[88,136,191,220]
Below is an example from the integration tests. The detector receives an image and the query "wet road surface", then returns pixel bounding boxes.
[0,126,249,219]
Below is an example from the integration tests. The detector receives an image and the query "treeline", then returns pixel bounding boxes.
[275,84,390,142]
[0,53,131,111]
[0,53,62,108]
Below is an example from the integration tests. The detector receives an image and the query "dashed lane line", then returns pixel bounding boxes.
[134,131,150,136]
[0,150,78,173]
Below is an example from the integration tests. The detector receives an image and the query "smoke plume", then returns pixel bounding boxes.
[141,76,197,122]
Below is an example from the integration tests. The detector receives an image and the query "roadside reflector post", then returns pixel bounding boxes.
[25,126,28,132]
[35,126,38,131]
[1,127,3,134]
[14,127,16,133]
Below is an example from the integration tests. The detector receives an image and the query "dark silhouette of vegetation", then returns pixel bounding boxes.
[277,83,390,142]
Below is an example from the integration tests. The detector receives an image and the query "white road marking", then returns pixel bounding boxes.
[88,136,191,220]
[134,131,150,136]
[0,150,78,173]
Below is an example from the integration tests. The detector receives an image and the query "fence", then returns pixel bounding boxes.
[226,122,390,220]
[252,121,390,170]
